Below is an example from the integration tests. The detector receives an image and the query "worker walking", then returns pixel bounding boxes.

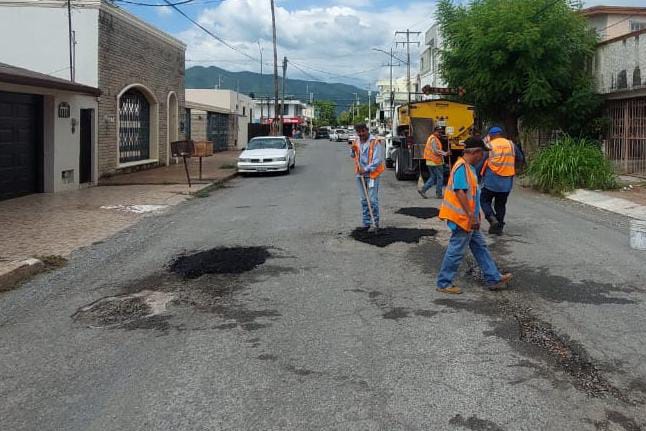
[480,126,523,235]
[350,123,385,232]
[436,136,512,294]
[418,126,449,199]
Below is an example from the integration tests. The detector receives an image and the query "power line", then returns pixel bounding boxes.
[161,0,258,62]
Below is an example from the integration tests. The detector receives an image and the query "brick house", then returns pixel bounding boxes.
[0,0,185,183]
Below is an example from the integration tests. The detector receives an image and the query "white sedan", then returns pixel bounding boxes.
[237,136,296,174]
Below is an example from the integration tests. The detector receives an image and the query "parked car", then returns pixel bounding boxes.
[314,128,330,139]
[347,131,358,143]
[330,129,348,142]
[238,136,296,175]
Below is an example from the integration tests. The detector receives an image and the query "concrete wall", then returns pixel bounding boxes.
[97,5,185,176]
[190,110,207,141]
[0,82,98,192]
[593,32,645,95]
[0,2,100,87]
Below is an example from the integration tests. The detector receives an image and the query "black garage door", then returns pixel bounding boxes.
[0,91,42,201]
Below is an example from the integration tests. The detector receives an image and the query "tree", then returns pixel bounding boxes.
[336,103,379,127]
[313,100,337,127]
[436,0,601,140]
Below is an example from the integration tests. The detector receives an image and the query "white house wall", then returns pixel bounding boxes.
[594,33,645,95]
[0,4,99,87]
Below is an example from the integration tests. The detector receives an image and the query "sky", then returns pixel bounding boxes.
[114,0,646,89]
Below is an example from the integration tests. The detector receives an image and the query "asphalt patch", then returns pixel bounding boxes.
[395,207,440,219]
[169,246,271,278]
[449,414,504,431]
[350,227,437,247]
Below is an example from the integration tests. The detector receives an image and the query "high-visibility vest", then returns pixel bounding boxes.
[352,138,385,179]
[424,134,443,165]
[482,137,515,177]
[439,158,479,232]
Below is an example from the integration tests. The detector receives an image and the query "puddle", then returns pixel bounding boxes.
[350,227,437,247]
[395,207,440,219]
[72,290,175,329]
[169,246,271,278]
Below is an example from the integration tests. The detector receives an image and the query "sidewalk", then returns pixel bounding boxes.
[0,152,239,290]
[565,176,646,221]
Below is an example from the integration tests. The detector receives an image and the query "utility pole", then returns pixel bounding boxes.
[281,56,287,136]
[395,29,421,104]
[367,89,371,130]
[67,0,74,82]
[270,0,279,136]
[309,92,313,137]
[258,40,263,123]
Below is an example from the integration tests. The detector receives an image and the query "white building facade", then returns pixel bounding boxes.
[418,23,446,98]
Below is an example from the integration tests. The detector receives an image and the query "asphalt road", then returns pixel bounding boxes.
[1,139,645,430]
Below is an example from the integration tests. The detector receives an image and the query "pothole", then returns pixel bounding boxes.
[72,290,175,329]
[169,246,271,278]
[395,207,440,219]
[350,227,437,247]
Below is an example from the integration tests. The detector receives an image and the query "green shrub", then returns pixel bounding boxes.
[526,136,617,194]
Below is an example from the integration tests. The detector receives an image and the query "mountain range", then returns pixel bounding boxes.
[185,65,367,114]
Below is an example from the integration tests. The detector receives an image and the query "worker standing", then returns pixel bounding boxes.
[349,123,385,232]
[436,136,512,294]
[418,126,449,199]
[480,126,523,235]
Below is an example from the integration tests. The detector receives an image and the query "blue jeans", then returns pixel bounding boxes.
[356,176,380,227]
[437,228,502,288]
[422,165,444,197]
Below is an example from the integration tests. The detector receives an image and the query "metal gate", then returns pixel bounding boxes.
[119,88,150,163]
[606,97,646,178]
[207,112,229,151]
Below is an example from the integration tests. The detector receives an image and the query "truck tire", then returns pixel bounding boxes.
[395,150,406,180]
[385,158,394,169]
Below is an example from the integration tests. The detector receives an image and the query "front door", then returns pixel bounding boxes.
[79,109,93,184]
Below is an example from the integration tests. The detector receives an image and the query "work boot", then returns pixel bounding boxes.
[436,286,462,295]
[488,273,512,291]
[418,189,428,199]
[486,216,500,234]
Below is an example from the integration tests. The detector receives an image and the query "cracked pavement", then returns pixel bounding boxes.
[1,139,645,430]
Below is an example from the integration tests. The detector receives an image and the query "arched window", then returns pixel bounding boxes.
[634,67,642,87]
[119,88,151,163]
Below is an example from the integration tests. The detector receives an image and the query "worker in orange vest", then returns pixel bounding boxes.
[480,126,523,235]
[349,123,385,232]
[436,136,512,294]
[419,126,449,199]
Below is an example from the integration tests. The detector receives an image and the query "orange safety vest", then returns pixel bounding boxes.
[482,137,515,177]
[424,134,444,165]
[352,138,385,179]
[439,158,479,232]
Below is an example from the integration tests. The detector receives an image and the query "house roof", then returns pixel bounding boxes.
[185,100,232,115]
[581,6,646,17]
[0,62,101,96]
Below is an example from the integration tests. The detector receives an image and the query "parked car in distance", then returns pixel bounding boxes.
[238,136,296,175]
[314,128,330,139]
[347,131,358,143]
[330,129,348,142]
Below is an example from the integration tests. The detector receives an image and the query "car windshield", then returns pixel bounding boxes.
[336,129,344,133]
[247,138,287,150]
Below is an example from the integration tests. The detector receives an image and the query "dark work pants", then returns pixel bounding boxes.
[480,188,510,226]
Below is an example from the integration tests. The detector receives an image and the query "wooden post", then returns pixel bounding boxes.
[183,155,191,188]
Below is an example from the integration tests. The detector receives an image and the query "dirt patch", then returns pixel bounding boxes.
[395,207,440,219]
[169,246,271,278]
[350,227,437,248]
[72,290,175,329]
[449,414,504,431]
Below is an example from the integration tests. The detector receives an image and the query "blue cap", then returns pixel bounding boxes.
[489,126,503,135]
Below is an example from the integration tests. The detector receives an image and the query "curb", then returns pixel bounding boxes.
[0,258,45,293]
[566,189,646,221]
[188,172,238,196]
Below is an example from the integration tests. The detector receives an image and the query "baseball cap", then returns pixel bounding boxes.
[488,126,503,135]
[463,136,486,151]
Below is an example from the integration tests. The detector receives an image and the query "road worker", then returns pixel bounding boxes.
[436,136,512,295]
[418,126,449,199]
[480,126,523,235]
[349,123,385,232]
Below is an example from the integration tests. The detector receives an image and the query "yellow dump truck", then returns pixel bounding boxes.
[392,99,475,180]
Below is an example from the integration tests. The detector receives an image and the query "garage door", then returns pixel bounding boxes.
[0,91,42,201]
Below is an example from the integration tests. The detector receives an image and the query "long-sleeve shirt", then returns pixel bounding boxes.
[478,142,525,193]
[354,135,383,176]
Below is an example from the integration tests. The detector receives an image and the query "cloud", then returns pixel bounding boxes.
[177,0,434,87]
[156,5,172,17]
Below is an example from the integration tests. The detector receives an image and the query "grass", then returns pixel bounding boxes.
[193,182,226,198]
[35,255,68,270]
[526,136,617,194]
[219,162,237,170]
